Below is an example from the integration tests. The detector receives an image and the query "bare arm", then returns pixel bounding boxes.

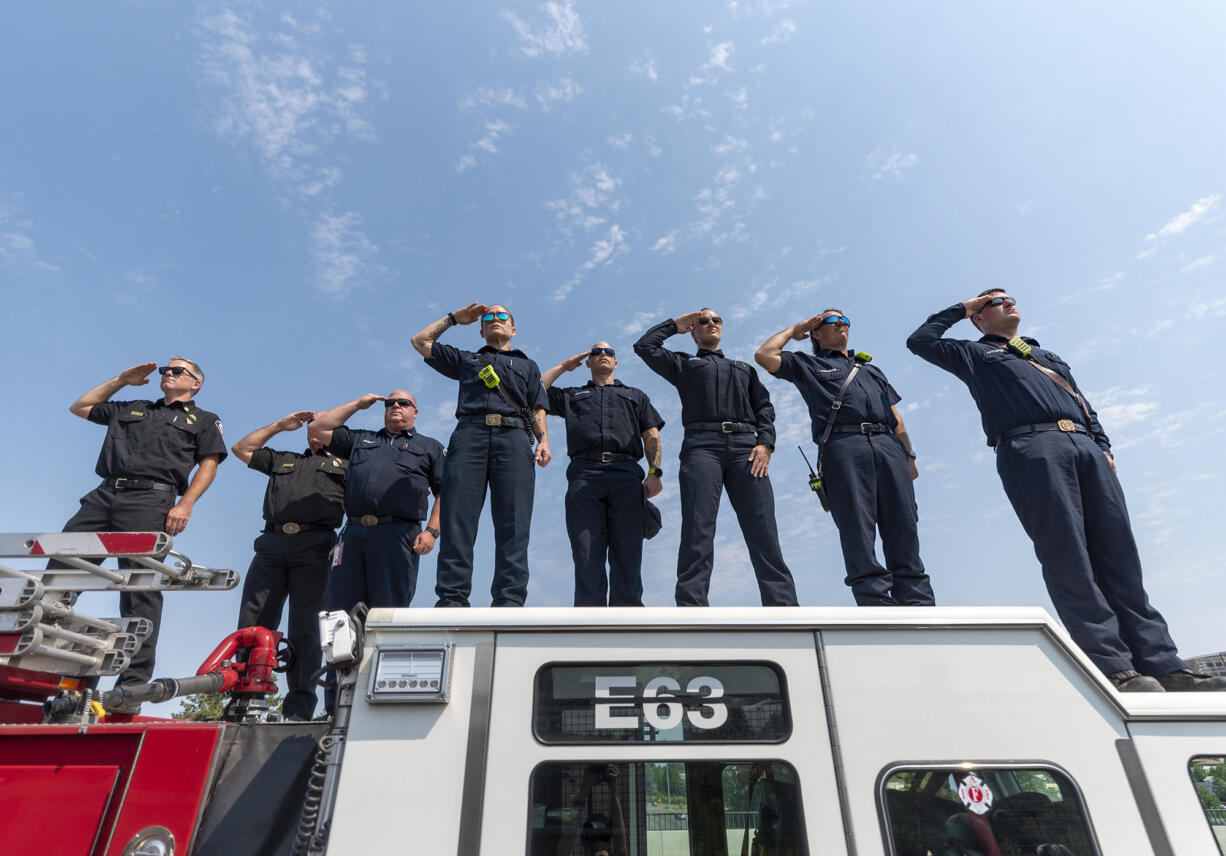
[533,408,551,468]
[164,453,221,536]
[70,362,158,419]
[231,411,315,465]
[891,405,918,481]
[413,494,442,555]
[308,395,383,446]
[411,302,486,358]
[755,317,820,374]
[541,351,588,388]
[642,426,662,498]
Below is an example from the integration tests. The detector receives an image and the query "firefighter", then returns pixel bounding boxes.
[907,290,1226,692]
[756,310,934,606]
[230,410,346,721]
[411,303,551,607]
[56,359,226,713]
[634,310,798,607]
[542,342,665,606]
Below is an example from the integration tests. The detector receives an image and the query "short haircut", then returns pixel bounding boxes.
[484,305,515,327]
[970,289,1008,331]
[822,307,845,316]
[169,355,204,387]
[811,309,847,354]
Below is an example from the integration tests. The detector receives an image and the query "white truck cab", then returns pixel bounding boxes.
[323,607,1226,856]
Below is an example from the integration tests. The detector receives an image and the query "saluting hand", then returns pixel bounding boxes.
[748,445,771,478]
[119,363,159,386]
[452,303,488,325]
[962,294,996,318]
[674,311,703,333]
[562,351,589,372]
[644,473,662,498]
[791,316,823,341]
[165,500,193,537]
[413,530,436,555]
[275,410,315,432]
[355,393,385,409]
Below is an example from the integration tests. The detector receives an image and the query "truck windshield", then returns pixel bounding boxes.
[528,760,807,856]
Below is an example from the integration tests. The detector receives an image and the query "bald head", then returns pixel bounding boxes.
[383,389,418,432]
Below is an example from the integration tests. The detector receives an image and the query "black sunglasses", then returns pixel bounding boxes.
[384,398,417,409]
[819,315,851,327]
[696,316,723,326]
[589,347,615,357]
[983,296,1016,310]
[158,365,199,380]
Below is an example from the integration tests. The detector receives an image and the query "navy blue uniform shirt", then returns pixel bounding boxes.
[249,447,347,527]
[328,426,444,520]
[547,380,665,459]
[906,303,1110,450]
[425,342,548,419]
[88,399,227,494]
[634,319,777,448]
[774,350,901,444]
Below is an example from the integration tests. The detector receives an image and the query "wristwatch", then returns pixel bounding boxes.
[903,448,918,459]
[425,526,441,538]
[648,465,663,477]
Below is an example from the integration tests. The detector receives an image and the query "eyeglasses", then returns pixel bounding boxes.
[481,312,511,323]
[696,316,723,326]
[818,315,851,328]
[589,348,615,357]
[384,398,417,409]
[159,365,199,380]
[983,297,1016,310]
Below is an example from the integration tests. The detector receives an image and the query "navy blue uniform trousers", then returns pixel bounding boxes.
[565,459,645,606]
[55,486,174,688]
[330,520,422,610]
[996,431,1184,676]
[239,529,334,720]
[676,432,798,606]
[435,423,535,607]
[821,434,934,606]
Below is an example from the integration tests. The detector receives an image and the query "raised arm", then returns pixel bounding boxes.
[755,317,822,374]
[230,411,315,465]
[308,395,383,447]
[411,302,486,358]
[541,351,589,389]
[633,318,688,384]
[69,362,158,419]
[906,298,995,376]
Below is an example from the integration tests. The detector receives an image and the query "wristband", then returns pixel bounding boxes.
[648,466,663,477]
[446,312,458,326]
[425,526,440,539]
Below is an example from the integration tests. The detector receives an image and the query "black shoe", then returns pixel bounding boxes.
[1157,669,1226,692]
[1108,670,1165,692]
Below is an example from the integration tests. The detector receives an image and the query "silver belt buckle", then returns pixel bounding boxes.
[281,522,301,535]
[485,413,502,427]
[359,514,379,527]
[600,451,614,463]
[860,422,874,434]
[720,421,734,433]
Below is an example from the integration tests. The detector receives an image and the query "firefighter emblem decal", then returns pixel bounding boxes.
[957,773,993,815]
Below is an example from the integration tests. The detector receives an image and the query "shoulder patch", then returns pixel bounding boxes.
[216,420,223,434]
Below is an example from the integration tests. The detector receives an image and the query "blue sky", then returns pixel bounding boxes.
[3,1,1225,707]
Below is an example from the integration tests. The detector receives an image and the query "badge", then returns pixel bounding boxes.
[216,420,223,434]
[957,773,993,815]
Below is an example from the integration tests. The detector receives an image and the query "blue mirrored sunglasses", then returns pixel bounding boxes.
[481,312,511,322]
[819,315,851,327]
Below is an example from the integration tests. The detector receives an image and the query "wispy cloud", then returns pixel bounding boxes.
[504,0,588,58]
[1182,254,1216,274]
[458,86,529,111]
[650,231,678,254]
[546,161,624,236]
[866,147,919,180]
[727,86,749,109]
[629,51,659,82]
[1138,194,1220,259]
[553,224,628,300]
[761,18,797,44]
[535,76,583,107]
[1091,387,1159,431]
[712,135,748,155]
[312,211,380,295]
[474,119,513,153]
[0,192,60,272]
[705,41,735,71]
[608,132,633,150]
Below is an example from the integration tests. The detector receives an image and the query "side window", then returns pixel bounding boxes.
[528,760,807,856]
[879,765,1098,856]
[1189,756,1226,855]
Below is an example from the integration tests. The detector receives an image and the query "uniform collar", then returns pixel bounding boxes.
[696,348,725,358]
[814,348,852,358]
[378,427,416,439]
[979,333,1041,348]
[584,378,624,388]
[478,344,529,359]
[154,398,193,412]
[306,447,331,457]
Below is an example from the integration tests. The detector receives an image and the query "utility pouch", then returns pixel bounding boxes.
[478,364,500,389]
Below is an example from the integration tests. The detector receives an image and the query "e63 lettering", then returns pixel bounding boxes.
[594,674,728,731]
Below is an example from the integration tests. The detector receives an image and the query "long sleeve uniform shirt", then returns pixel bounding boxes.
[634,319,777,448]
[328,426,444,520]
[773,350,901,444]
[249,447,347,528]
[88,399,228,494]
[546,380,665,459]
[424,342,549,419]
[906,303,1110,450]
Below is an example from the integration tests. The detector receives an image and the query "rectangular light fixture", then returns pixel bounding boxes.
[367,643,453,703]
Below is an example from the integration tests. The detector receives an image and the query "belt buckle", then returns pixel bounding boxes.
[359,514,379,527]
[859,422,874,434]
[720,421,734,433]
[281,522,301,535]
[113,478,129,489]
[1057,419,1076,432]
[600,451,614,463]
[485,413,502,427]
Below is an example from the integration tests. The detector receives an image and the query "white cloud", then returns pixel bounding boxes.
[546,161,623,234]
[651,231,678,254]
[866,147,919,180]
[712,135,748,155]
[474,119,512,153]
[629,51,659,82]
[535,76,583,107]
[0,192,59,272]
[727,86,748,109]
[312,211,379,294]
[608,132,633,150]
[1138,194,1220,259]
[458,86,528,111]
[456,154,478,173]
[1181,254,1216,273]
[761,18,797,44]
[645,135,663,157]
[553,224,628,300]
[706,41,735,71]
[504,0,588,58]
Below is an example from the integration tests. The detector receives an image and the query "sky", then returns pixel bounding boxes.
[2,1,1226,711]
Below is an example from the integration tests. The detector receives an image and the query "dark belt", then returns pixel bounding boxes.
[828,422,892,436]
[348,515,421,528]
[685,421,755,434]
[103,477,175,493]
[574,450,637,463]
[994,419,1088,446]
[263,522,336,535]
[469,413,525,429]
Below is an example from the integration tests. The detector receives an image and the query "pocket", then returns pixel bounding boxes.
[979,350,1028,380]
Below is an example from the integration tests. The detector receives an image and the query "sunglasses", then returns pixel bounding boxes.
[481,312,511,323]
[158,365,199,380]
[819,315,851,328]
[696,316,723,326]
[983,296,1016,310]
[384,398,417,409]
[589,347,615,357]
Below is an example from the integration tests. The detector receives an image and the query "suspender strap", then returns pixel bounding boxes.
[817,361,867,446]
[998,344,1094,425]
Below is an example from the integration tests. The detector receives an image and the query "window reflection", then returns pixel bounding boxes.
[1189,757,1226,855]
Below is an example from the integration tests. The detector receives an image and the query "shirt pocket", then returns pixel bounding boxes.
[979,350,1029,381]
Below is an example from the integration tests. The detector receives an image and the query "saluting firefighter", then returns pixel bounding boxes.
[55,358,226,713]
[412,303,551,607]
[756,310,934,607]
[634,309,798,607]
[230,410,346,721]
[908,290,1225,692]
[542,342,665,607]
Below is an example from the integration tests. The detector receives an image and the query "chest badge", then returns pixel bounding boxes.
[129,411,144,416]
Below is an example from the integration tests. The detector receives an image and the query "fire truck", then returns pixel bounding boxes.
[4,531,1226,855]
